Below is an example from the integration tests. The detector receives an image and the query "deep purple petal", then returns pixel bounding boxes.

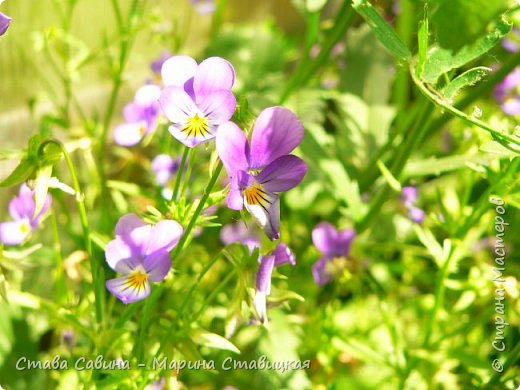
[256,255,275,293]
[0,12,11,36]
[257,155,307,193]
[106,276,151,304]
[245,194,280,241]
[143,250,172,282]
[144,219,183,255]
[216,121,249,177]
[193,57,235,97]
[161,55,198,94]
[197,90,236,126]
[0,220,32,245]
[114,122,146,146]
[249,107,304,169]
[312,257,332,286]
[272,243,296,266]
[151,51,173,74]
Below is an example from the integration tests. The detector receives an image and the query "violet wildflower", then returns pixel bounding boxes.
[159,55,236,148]
[494,67,520,116]
[151,51,172,78]
[254,243,295,323]
[0,184,51,245]
[216,107,307,240]
[401,186,425,224]
[151,154,181,186]
[105,213,183,304]
[0,0,11,37]
[220,221,261,253]
[190,0,216,14]
[114,84,162,146]
[312,222,355,286]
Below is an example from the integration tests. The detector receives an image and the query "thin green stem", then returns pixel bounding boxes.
[190,269,236,323]
[172,147,189,202]
[180,148,197,199]
[485,340,520,387]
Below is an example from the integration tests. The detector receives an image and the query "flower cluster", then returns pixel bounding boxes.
[400,186,425,224]
[0,184,51,246]
[312,222,356,286]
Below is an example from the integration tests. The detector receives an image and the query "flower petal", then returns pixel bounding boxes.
[113,122,146,146]
[144,219,183,255]
[220,221,260,253]
[226,176,244,210]
[9,184,35,221]
[134,84,161,106]
[216,121,249,177]
[249,107,304,169]
[0,220,31,245]
[312,257,332,286]
[143,250,172,282]
[193,57,235,97]
[197,90,236,126]
[159,86,197,124]
[256,255,275,294]
[245,194,280,241]
[106,275,151,304]
[0,12,11,36]
[105,238,137,273]
[114,213,151,253]
[161,55,198,94]
[256,155,307,193]
[312,222,355,257]
[272,243,296,266]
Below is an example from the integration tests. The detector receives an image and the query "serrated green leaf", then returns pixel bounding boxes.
[0,159,36,187]
[443,66,492,100]
[423,15,512,84]
[190,329,240,354]
[352,0,411,60]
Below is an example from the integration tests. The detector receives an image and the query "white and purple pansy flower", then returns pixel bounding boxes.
[216,106,307,240]
[254,242,295,323]
[0,184,51,245]
[114,84,162,147]
[312,222,355,286]
[159,55,236,148]
[105,213,183,304]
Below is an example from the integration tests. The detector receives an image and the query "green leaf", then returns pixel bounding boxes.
[480,140,519,157]
[0,159,36,187]
[27,134,43,160]
[190,329,240,354]
[422,15,512,84]
[352,0,411,60]
[443,66,492,100]
[39,141,63,166]
[377,160,402,192]
[417,12,429,78]
[0,270,7,302]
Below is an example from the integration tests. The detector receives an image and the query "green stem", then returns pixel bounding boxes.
[40,140,104,326]
[180,148,197,199]
[485,340,520,387]
[172,147,189,202]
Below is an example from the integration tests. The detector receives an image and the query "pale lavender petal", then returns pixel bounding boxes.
[151,51,173,74]
[256,255,275,293]
[249,107,304,169]
[106,275,151,304]
[312,222,339,256]
[161,55,198,94]
[0,12,11,36]
[502,98,520,116]
[408,207,426,224]
[134,84,161,106]
[105,238,136,273]
[114,213,151,253]
[257,155,307,193]
[502,38,519,53]
[159,86,196,124]
[312,258,332,286]
[114,122,147,146]
[215,122,249,177]
[197,90,236,126]
[144,219,183,255]
[152,154,180,186]
[193,57,235,97]
[226,176,244,210]
[245,194,280,241]
[272,243,295,266]
[9,184,35,221]
[143,250,171,282]
[0,220,32,245]
[191,0,216,14]
[401,186,418,207]
[32,193,52,226]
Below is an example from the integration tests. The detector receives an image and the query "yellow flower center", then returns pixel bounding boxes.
[127,268,149,291]
[244,182,271,208]
[19,221,30,234]
[183,113,210,138]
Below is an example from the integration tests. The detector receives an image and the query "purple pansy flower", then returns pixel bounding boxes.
[255,243,295,323]
[114,84,162,146]
[159,55,236,148]
[312,222,355,286]
[190,0,216,14]
[494,67,520,116]
[216,107,307,240]
[151,51,173,76]
[105,213,183,304]
[0,0,11,37]
[151,154,181,186]
[220,221,261,253]
[0,184,51,245]
[400,186,425,224]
